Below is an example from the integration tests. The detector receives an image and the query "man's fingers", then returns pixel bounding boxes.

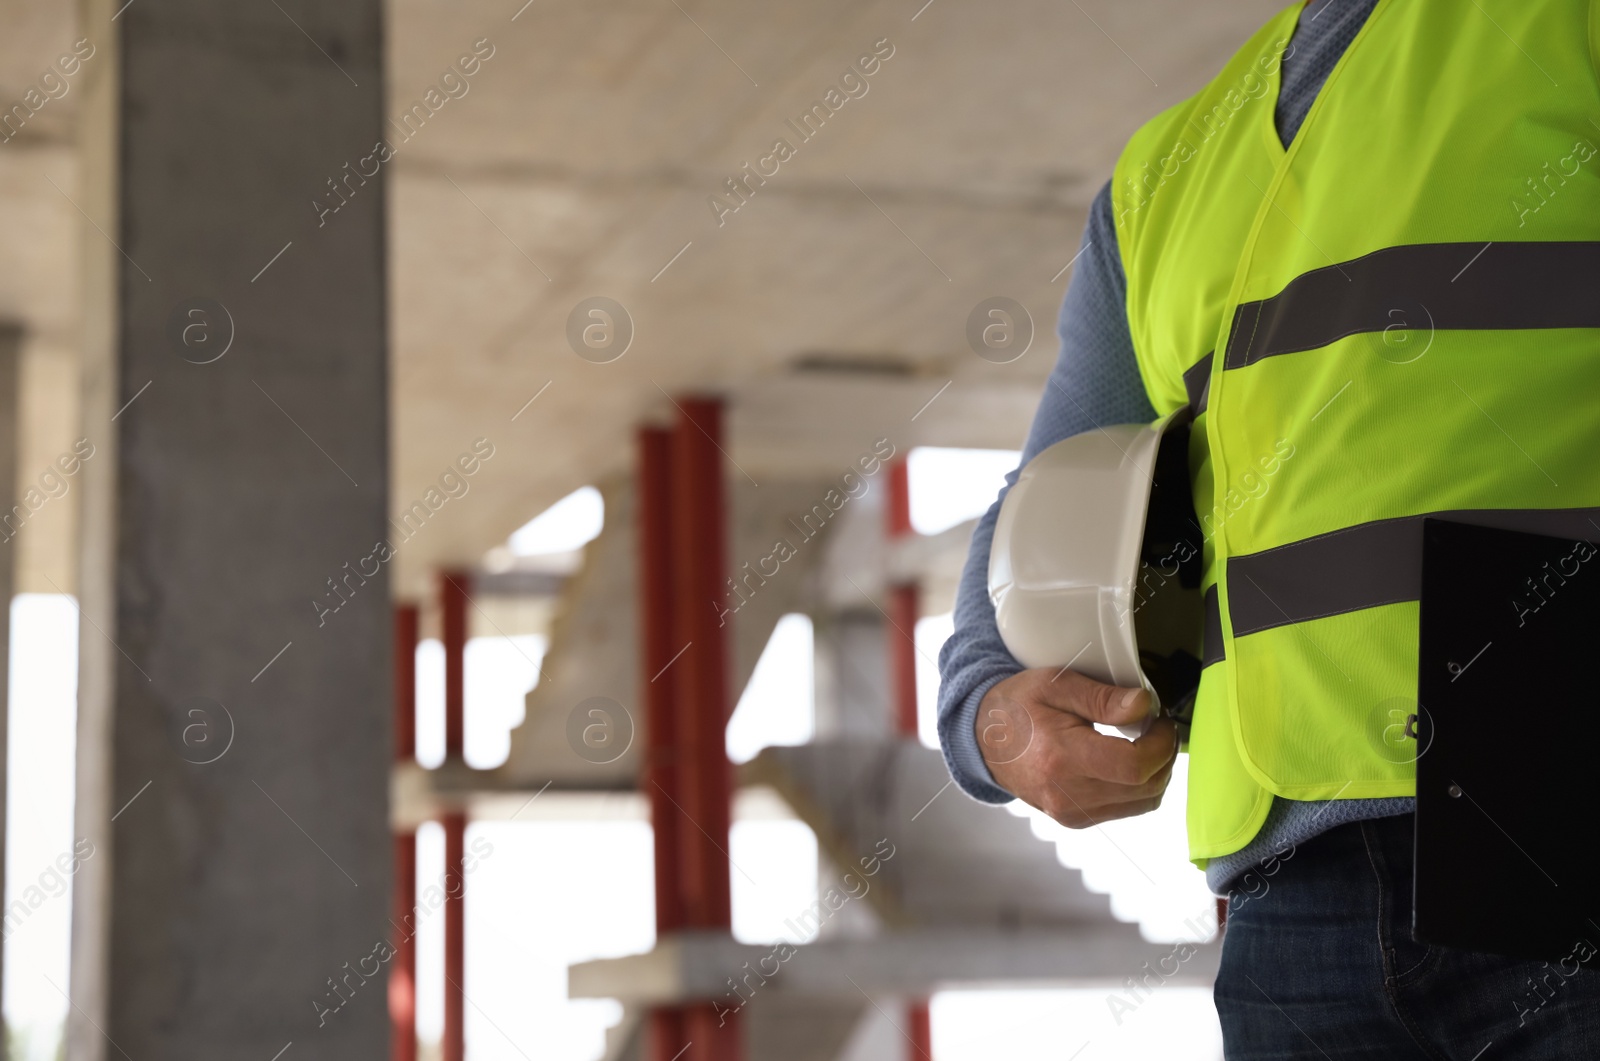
[1045,786,1167,829]
[1036,667,1150,727]
[979,669,1179,830]
[1067,716,1179,786]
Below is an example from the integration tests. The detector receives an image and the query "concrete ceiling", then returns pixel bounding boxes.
[388,0,1281,598]
[0,0,1282,595]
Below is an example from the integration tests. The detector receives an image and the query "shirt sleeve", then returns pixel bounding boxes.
[935,179,1158,803]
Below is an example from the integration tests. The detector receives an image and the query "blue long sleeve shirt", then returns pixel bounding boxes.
[934,0,1412,894]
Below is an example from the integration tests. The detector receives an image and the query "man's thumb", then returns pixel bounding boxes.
[1044,668,1150,726]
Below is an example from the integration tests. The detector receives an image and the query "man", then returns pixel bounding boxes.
[937,0,1600,1054]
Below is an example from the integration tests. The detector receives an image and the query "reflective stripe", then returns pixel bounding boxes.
[1202,585,1225,667]
[1223,242,1600,369]
[1183,351,1213,416]
[1227,507,1600,637]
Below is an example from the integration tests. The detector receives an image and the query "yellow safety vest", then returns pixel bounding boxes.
[1112,0,1600,864]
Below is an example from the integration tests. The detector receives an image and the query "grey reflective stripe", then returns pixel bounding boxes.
[1227,507,1600,637]
[1202,585,1224,668]
[1183,351,1213,416]
[1223,242,1600,369]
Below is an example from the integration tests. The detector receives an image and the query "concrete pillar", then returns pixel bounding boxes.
[69,1,390,1057]
[390,833,417,1061]
[812,610,893,739]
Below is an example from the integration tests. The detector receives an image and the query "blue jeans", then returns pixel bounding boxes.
[1215,815,1600,1059]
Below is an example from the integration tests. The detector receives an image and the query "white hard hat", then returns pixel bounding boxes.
[988,411,1204,738]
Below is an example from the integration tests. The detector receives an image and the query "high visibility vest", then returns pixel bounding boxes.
[1111,0,1600,865]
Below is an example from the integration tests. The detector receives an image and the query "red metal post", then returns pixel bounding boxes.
[888,458,932,1058]
[907,1000,933,1060]
[670,398,734,929]
[439,571,470,759]
[886,457,913,538]
[639,427,683,935]
[886,457,921,737]
[669,398,734,934]
[391,604,420,1061]
[437,573,469,1061]
[639,427,696,1060]
[649,1009,689,1061]
[645,398,740,1061]
[888,583,921,738]
[395,603,419,763]
[441,811,467,1061]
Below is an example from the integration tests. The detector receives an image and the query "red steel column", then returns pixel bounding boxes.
[440,571,470,761]
[639,427,690,1059]
[395,603,420,762]
[670,398,741,1061]
[438,571,470,1061]
[888,583,921,737]
[907,1002,933,1061]
[887,458,933,1059]
[885,456,921,739]
[441,810,467,1061]
[886,457,913,539]
[391,604,420,1061]
[670,399,733,929]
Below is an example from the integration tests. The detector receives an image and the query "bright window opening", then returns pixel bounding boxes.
[726,613,814,765]
[4,595,79,1061]
[414,635,546,769]
[415,818,653,1060]
[509,486,604,557]
[906,447,1020,536]
[730,818,819,945]
[1012,753,1216,944]
[932,986,1222,1060]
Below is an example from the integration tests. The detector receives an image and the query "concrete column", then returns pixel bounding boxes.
[812,610,893,739]
[69,1,390,1057]
[390,833,417,1061]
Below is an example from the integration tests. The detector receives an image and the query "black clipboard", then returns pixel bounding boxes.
[1415,518,1600,961]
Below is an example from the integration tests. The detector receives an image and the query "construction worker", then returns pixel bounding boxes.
[937,0,1600,1054]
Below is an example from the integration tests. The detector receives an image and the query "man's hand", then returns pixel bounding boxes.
[975,667,1178,829]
